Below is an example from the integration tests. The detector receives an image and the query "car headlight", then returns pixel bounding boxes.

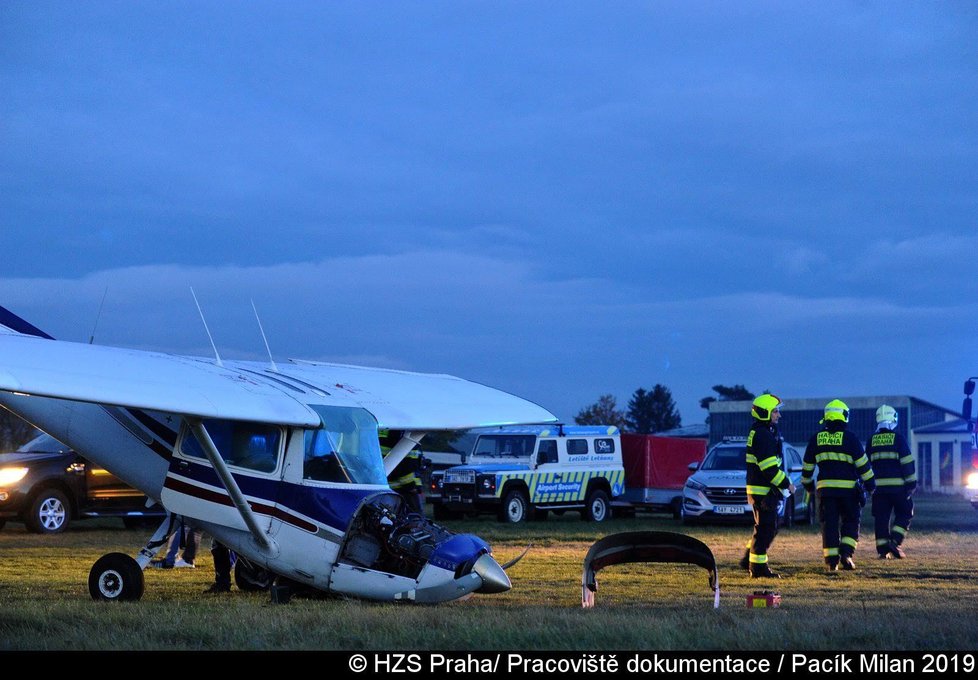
[685,478,706,492]
[477,474,497,494]
[966,472,978,490]
[0,467,29,487]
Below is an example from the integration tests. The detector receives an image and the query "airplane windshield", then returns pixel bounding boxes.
[303,406,387,485]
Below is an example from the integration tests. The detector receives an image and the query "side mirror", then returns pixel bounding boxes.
[965,379,976,396]
[688,462,699,471]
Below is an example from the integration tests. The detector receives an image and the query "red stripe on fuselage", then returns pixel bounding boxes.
[163,476,319,533]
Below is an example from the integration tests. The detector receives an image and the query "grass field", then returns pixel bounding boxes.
[1,494,977,651]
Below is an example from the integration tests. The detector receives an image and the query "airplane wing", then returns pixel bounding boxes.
[280,360,557,430]
[0,334,558,430]
[0,334,321,426]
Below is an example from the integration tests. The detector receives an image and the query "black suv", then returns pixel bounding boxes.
[0,433,165,533]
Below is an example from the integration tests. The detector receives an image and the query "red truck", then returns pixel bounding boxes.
[618,434,707,518]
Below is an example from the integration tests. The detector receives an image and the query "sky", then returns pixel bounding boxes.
[1,2,976,426]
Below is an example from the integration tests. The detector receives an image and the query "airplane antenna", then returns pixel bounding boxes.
[251,299,278,372]
[88,285,109,344]
[190,287,223,367]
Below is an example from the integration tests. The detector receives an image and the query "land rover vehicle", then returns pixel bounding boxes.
[681,437,813,526]
[0,433,164,533]
[428,425,625,523]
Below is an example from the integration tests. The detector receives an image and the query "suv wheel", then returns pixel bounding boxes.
[26,489,70,534]
[782,497,794,528]
[499,489,529,523]
[583,489,610,522]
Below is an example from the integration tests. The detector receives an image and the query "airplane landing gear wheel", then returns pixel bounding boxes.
[235,557,273,592]
[89,552,144,602]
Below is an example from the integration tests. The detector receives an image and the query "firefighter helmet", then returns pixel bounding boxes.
[751,393,783,421]
[876,404,898,429]
[822,399,850,423]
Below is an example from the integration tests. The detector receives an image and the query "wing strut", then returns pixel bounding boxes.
[187,418,277,555]
[382,431,427,475]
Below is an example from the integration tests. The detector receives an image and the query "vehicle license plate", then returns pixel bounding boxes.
[714,505,743,515]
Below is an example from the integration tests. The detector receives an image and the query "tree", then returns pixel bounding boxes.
[625,385,681,434]
[0,409,37,452]
[574,394,627,430]
[699,384,756,411]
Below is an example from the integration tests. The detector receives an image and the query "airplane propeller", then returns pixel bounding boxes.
[472,554,511,594]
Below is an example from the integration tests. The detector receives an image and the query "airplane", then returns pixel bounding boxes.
[0,304,557,603]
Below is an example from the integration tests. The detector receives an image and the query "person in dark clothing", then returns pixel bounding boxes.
[741,393,794,579]
[802,399,876,571]
[380,429,426,515]
[866,404,916,558]
[204,539,233,593]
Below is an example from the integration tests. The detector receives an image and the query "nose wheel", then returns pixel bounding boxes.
[89,552,145,601]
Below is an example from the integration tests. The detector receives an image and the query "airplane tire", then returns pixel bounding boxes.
[235,558,273,592]
[89,552,144,602]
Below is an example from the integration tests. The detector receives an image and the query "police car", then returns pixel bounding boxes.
[428,425,625,523]
[681,437,813,526]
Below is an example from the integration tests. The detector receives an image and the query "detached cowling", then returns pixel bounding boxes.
[581,531,720,609]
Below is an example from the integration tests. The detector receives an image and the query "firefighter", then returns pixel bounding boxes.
[801,399,876,571]
[741,393,794,579]
[380,429,425,515]
[866,404,916,558]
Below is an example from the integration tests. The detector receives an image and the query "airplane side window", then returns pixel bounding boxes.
[182,420,280,474]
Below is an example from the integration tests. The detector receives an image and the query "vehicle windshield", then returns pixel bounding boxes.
[18,433,70,454]
[701,446,747,471]
[471,434,536,460]
[302,405,387,485]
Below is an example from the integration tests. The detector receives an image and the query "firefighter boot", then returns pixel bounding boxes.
[888,542,905,559]
[840,553,856,571]
[739,550,750,571]
[825,557,839,572]
[749,564,781,579]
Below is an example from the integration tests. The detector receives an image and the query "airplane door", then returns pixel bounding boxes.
[161,419,285,533]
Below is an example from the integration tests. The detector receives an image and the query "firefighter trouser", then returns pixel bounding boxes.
[819,493,861,562]
[872,491,914,553]
[748,493,782,567]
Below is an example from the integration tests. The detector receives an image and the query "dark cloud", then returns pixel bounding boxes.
[1,2,976,422]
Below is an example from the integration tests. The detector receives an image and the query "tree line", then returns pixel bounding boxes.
[574,383,757,434]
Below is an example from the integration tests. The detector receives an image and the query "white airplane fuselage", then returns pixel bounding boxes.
[0,388,494,602]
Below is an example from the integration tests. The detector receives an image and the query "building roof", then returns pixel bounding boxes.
[914,418,972,434]
[656,424,709,438]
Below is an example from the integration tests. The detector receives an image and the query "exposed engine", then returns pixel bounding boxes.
[339,492,456,579]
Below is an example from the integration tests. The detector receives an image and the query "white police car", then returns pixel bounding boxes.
[681,437,813,526]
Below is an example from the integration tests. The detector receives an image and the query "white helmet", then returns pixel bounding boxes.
[876,404,898,430]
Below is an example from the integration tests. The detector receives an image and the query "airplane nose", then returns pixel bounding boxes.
[472,553,511,594]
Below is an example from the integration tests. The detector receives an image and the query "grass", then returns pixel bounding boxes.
[1,494,976,650]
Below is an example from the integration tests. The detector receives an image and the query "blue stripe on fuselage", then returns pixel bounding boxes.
[174,460,378,533]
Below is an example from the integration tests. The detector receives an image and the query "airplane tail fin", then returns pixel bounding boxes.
[0,305,54,339]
